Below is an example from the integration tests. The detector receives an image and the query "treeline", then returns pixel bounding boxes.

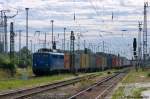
[0,47,32,76]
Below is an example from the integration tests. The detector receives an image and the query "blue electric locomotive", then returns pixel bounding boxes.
[33,52,64,75]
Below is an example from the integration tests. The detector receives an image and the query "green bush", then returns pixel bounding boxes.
[0,62,16,76]
[147,73,150,77]
[0,54,10,65]
[18,46,32,67]
[0,54,16,76]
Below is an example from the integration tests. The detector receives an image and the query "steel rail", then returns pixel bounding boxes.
[0,73,98,99]
[68,71,127,99]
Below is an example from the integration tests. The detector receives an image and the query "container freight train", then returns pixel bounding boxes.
[32,51,131,75]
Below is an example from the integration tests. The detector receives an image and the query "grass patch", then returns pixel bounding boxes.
[112,87,147,99]
[132,88,147,98]
[0,69,12,79]
[0,74,75,91]
[0,67,33,80]
[112,86,125,99]
[0,70,114,92]
[0,70,107,92]
[112,68,150,99]
[0,67,121,92]
[15,67,33,78]
[122,69,150,83]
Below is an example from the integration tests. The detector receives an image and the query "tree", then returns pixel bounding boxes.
[18,46,32,68]
[0,53,16,76]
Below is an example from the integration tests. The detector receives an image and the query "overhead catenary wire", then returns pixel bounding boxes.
[2,0,145,59]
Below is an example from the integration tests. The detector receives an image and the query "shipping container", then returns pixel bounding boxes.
[118,58,121,67]
[104,56,107,69]
[107,54,112,69]
[123,58,126,66]
[120,57,123,67]
[75,54,80,69]
[86,54,90,68]
[96,55,101,68]
[90,54,96,68]
[100,56,104,70]
[116,57,119,67]
[80,54,86,68]
[96,52,107,70]
[64,53,70,69]
[80,54,90,69]
[112,56,117,68]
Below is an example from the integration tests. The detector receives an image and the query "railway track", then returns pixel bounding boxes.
[68,71,128,99]
[0,73,99,99]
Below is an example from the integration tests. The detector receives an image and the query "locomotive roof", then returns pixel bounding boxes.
[34,52,64,55]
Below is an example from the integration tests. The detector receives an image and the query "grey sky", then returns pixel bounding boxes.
[0,0,149,59]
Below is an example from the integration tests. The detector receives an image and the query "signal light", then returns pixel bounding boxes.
[133,38,137,56]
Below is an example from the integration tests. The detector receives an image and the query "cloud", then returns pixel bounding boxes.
[0,0,148,58]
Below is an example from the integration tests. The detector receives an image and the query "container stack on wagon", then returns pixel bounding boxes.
[89,54,96,71]
[64,53,70,69]
[96,54,101,70]
[74,53,80,70]
[32,49,131,75]
[106,54,113,69]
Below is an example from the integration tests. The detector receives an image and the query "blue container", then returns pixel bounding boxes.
[107,54,113,69]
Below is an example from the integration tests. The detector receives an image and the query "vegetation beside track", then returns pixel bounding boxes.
[0,69,117,92]
[122,69,150,83]
[112,68,150,99]
[132,88,147,98]
[0,67,33,80]
[112,86,125,99]
[0,74,77,92]
[112,86,147,99]
[0,47,32,78]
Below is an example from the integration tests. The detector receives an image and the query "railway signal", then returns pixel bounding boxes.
[133,38,137,56]
[133,38,138,71]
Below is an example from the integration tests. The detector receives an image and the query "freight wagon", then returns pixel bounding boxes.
[32,50,131,75]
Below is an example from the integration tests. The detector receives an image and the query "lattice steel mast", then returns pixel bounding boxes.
[143,2,148,67]
[138,22,142,68]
